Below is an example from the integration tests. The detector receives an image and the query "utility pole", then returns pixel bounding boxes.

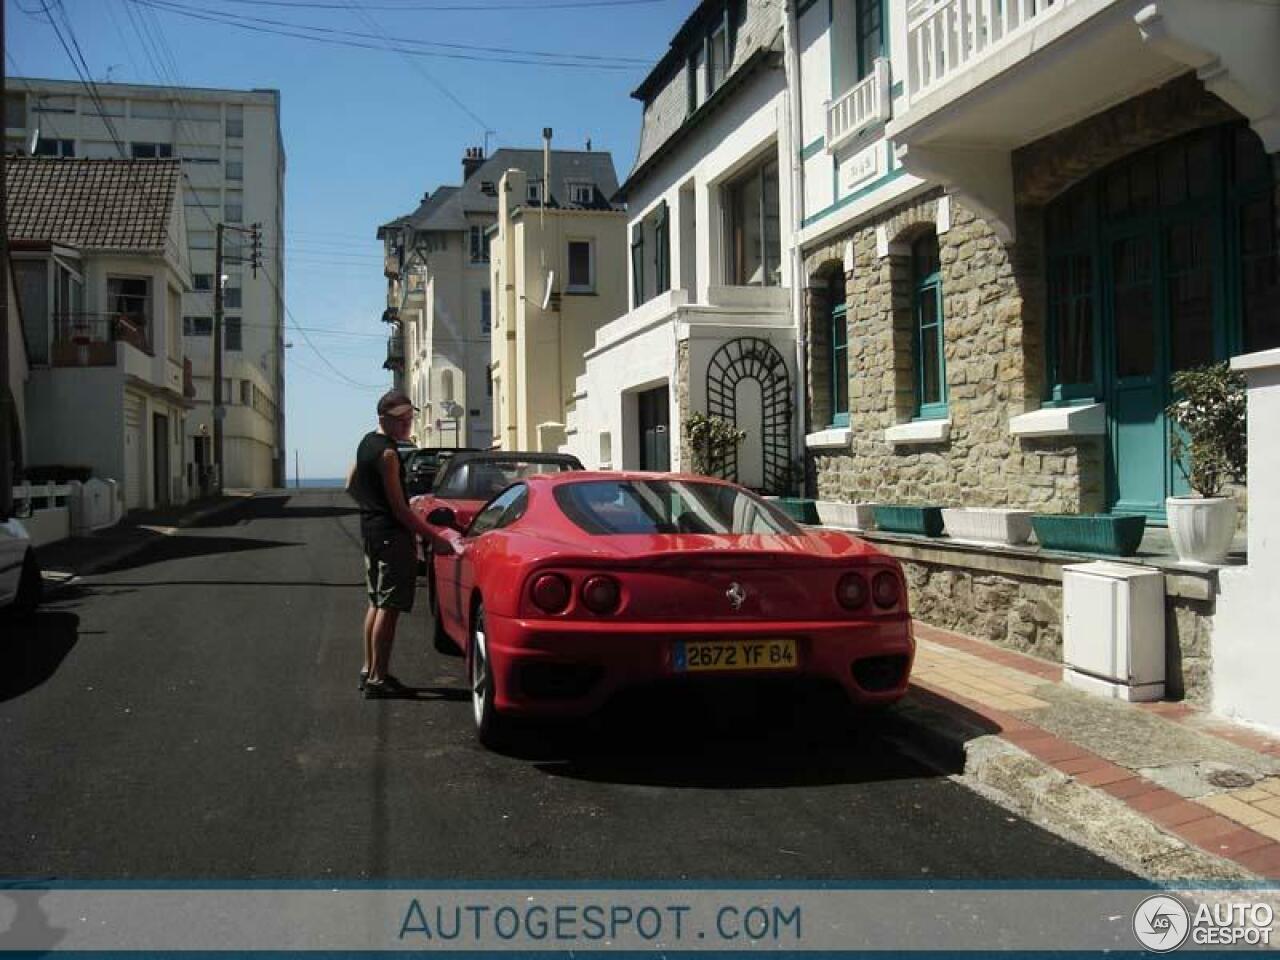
[0,0,14,521]
[213,222,225,496]
[211,221,261,497]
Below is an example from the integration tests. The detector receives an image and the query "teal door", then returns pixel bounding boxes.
[1105,211,1221,518]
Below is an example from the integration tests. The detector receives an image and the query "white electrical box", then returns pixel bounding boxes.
[1062,561,1166,702]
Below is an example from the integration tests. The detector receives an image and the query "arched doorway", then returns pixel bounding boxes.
[705,337,792,494]
[1044,122,1277,518]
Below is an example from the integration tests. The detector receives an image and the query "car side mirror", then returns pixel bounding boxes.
[427,506,458,530]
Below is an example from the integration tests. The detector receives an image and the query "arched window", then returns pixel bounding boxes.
[828,271,849,427]
[912,231,946,418]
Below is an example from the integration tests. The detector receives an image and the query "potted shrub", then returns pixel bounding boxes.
[1164,362,1246,566]
[684,412,746,478]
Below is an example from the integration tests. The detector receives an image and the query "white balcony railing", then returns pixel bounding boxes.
[825,57,892,154]
[906,0,1075,99]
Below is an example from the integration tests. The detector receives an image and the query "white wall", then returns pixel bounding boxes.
[1213,348,1280,734]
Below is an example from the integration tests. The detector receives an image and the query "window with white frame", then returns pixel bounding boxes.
[131,142,172,159]
[34,138,75,157]
[469,224,490,263]
[107,276,150,326]
[567,182,594,206]
[567,240,595,292]
[226,146,244,181]
[723,156,781,287]
[225,104,244,138]
[527,180,543,204]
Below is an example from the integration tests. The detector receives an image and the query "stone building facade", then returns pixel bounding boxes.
[804,75,1276,523]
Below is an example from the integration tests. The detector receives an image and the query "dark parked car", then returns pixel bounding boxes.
[402,447,477,498]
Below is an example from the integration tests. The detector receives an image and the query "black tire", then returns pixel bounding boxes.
[468,602,510,749]
[12,549,42,619]
[428,571,460,656]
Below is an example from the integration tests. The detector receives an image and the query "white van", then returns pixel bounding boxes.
[0,517,41,615]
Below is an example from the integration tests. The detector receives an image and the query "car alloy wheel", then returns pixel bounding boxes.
[468,603,507,748]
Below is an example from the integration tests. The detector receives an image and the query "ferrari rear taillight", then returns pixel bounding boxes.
[872,570,901,609]
[835,572,869,611]
[580,575,621,615]
[531,573,571,613]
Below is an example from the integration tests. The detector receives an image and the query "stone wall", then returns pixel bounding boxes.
[804,190,1103,513]
[899,555,1215,705]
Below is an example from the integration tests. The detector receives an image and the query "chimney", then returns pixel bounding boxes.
[462,146,485,181]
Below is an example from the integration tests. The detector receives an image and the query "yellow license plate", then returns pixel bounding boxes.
[674,639,797,673]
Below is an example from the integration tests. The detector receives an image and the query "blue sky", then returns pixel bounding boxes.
[6,0,689,478]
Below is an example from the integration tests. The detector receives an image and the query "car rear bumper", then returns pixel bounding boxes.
[482,613,915,717]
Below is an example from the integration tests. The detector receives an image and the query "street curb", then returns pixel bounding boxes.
[44,493,256,585]
[890,690,1263,885]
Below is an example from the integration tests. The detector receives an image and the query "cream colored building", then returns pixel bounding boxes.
[7,157,194,511]
[378,146,619,449]
[489,163,626,453]
[6,78,287,490]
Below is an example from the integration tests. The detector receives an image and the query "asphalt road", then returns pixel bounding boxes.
[0,490,1133,882]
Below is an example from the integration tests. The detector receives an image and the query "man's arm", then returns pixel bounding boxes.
[380,449,434,538]
[344,462,358,497]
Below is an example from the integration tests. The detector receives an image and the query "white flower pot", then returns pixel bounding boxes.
[1166,496,1237,567]
[941,507,1034,546]
[815,500,876,530]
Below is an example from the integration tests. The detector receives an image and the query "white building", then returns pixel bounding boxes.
[8,157,193,511]
[563,0,801,491]
[6,78,287,490]
[378,146,619,450]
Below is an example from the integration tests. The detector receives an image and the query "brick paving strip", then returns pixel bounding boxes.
[898,622,1280,882]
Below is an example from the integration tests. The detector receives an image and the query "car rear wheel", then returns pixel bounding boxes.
[469,603,509,749]
[427,571,459,656]
[12,549,42,619]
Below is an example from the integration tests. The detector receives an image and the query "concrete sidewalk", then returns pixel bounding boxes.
[33,492,256,581]
[895,621,1280,883]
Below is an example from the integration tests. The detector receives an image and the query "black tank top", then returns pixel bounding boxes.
[352,431,406,538]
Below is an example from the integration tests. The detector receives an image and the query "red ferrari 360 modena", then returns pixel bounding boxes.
[424,471,915,747]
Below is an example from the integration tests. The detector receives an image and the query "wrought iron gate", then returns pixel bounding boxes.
[704,337,792,494]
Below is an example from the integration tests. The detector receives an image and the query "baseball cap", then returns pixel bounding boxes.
[377,389,417,418]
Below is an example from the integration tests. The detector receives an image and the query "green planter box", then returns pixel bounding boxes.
[872,505,945,537]
[1030,513,1147,557]
[771,497,820,525]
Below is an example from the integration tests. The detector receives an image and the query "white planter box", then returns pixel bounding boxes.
[815,500,876,530]
[941,507,1034,545]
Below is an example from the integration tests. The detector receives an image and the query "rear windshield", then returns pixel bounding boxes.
[436,459,578,501]
[554,479,801,536]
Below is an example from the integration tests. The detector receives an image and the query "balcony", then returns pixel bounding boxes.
[51,313,152,367]
[826,58,892,155]
[885,0,1204,241]
[383,330,404,371]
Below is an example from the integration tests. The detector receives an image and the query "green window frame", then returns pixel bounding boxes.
[654,201,671,295]
[630,222,645,308]
[912,232,947,419]
[854,0,884,81]
[830,300,849,427]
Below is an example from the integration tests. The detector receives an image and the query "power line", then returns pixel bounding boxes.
[133,0,651,64]
[197,0,668,10]
[121,0,643,72]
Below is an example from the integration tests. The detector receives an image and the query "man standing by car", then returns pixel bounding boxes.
[346,390,434,698]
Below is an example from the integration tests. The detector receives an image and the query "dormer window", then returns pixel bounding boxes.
[527,180,543,204]
[567,182,593,205]
[480,180,497,196]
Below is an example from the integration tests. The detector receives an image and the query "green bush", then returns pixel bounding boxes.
[684,413,746,477]
[1165,362,1246,498]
